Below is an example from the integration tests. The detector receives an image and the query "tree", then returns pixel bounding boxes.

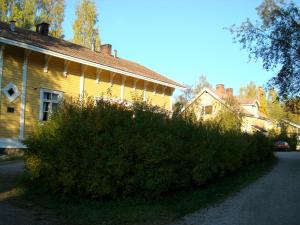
[239,81,257,98]
[0,0,11,22]
[239,81,268,115]
[267,88,285,120]
[193,75,212,95]
[213,100,243,132]
[174,75,212,113]
[258,86,268,115]
[0,0,65,38]
[10,0,36,29]
[73,0,101,50]
[285,97,300,115]
[230,0,300,98]
[36,0,65,38]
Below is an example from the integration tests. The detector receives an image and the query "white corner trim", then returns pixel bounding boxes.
[153,84,158,95]
[0,44,5,99]
[133,79,138,90]
[0,37,184,90]
[96,68,102,84]
[110,72,116,87]
[43,55,51,73]
[143,81,148,101]
[19,49,31,140]
[63,60,70,77]
[121,76,126,100]
[162,86,167,96]
[80,65,87,100]
[170,95,173,112]
[39,89,43,121]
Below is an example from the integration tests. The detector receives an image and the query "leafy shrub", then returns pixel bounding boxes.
[24,98,274,200]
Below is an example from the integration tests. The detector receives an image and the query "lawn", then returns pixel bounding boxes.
[19,157,276,225]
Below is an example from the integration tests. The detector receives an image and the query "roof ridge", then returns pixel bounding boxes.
[0,21,184,89]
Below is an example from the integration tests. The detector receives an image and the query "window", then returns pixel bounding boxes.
[2,82,20,102]
[201,105,213,115]
[39,89,63,121]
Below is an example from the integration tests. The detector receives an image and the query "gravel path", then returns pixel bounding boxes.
[171,152,300,225]
[0,160,57,225]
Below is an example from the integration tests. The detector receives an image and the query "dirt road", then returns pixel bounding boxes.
[0,160,57,225]
[171,152,300,225]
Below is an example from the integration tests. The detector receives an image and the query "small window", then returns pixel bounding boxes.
[2,82,20,102]
[40,89,63,121]
[201,105,213,115]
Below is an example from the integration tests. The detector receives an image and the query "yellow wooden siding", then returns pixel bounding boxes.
[0,46,23,137]
[0,45,173,139]
[25,52,81,135]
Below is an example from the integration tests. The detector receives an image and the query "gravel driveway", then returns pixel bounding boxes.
[0,160,57,225]
[171,152,300,225]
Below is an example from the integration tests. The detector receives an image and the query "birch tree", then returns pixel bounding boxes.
[72,0,101,50]
[36,0,65,38]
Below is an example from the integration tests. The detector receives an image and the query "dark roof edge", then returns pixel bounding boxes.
[0,36,185,90]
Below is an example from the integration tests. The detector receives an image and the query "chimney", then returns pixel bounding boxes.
[216,84,225,96]
[100,44,112,55]
[226,88,233,97]
[35,22,50,36]
[9,20,16,32]
[114,49,118,58]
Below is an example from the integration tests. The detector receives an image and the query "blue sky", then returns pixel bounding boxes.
[62,0,281,97]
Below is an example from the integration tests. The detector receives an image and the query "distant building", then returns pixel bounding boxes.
[181,84,272,133]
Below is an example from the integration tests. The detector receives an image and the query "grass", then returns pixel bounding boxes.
[19,157,276,225]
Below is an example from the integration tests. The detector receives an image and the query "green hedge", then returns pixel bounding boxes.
[24,98,274,199]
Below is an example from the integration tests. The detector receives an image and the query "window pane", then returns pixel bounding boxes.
[205,106,213,115]
[42,112,48,121]
[52,93,59,101]
[43,92,51,100]
[43,102,49,111]
[52,103,58,112]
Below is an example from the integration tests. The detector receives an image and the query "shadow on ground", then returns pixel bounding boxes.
[0,161,57,225]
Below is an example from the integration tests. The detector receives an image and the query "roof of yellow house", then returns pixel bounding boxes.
[0,21,184,89]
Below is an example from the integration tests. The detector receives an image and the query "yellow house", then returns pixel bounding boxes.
[0,21,184,148]
[181,84,271,133]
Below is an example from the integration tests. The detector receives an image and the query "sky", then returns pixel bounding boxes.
[62,0,284,97]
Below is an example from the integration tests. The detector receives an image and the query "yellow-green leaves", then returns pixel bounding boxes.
[73,0,101,50]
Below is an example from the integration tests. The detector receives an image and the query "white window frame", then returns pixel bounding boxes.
[39,89,63,121]
[2,82,20,103]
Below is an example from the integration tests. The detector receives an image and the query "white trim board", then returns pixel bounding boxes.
[19,49,31,140]
[0,37,184,90]
[0,138,26,149]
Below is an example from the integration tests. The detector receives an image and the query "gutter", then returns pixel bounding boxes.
[0,36,185,90]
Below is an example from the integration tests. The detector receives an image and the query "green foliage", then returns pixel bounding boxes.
[175,75,212,111]
[239,81,257,98]
[230,0,300,98]
[24,98,274,200]
[269,125,298,151]
[0,0,65,37]
[35,0,65,38]
[11,0,37,29]
[73,0,101,50]
[267,88,285,120]
[213,107,242,132]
